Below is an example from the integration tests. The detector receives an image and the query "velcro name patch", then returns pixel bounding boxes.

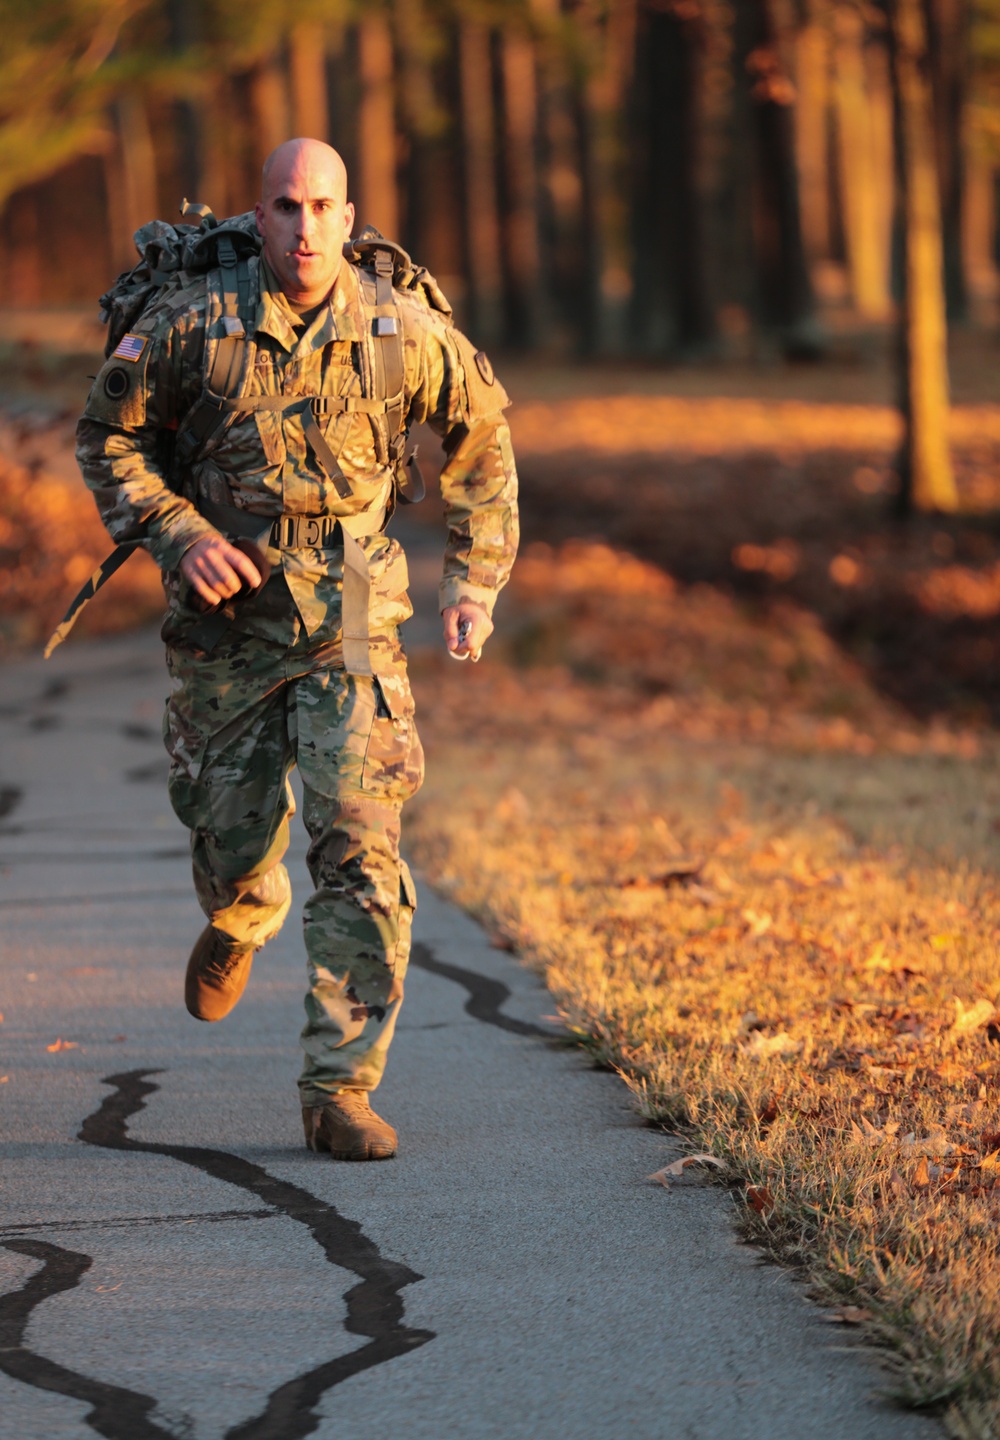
[113,334,148,362]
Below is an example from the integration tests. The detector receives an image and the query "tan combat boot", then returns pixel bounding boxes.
[302,1092,398,1161]
[185,925,255,1022]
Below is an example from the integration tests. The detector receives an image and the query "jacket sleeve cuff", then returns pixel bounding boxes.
[146,510,220,572]
[438,577,499,617]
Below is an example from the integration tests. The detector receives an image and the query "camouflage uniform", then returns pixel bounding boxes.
[76,255,518,1102]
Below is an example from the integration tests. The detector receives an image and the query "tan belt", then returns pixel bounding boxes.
[193,498,383,676]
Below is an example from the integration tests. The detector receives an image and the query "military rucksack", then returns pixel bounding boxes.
[46,203,453,657]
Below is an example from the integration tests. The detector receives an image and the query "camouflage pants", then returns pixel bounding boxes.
[163,626,424,1102]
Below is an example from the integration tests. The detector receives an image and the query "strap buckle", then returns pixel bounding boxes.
[274,514,339,549]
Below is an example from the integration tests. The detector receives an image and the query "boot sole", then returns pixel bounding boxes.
[309,1137,397,1161]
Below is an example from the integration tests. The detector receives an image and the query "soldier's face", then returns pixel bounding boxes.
[255,152,355,305]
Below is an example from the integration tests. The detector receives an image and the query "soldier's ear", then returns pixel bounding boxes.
[344,200,355,234]
[254,201,266,237]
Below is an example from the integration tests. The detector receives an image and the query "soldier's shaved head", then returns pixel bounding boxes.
[261,139,348,206]
[256,138,355,306]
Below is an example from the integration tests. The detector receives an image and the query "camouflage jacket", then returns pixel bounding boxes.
[75,256,519,646]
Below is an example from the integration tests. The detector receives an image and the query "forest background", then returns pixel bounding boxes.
[1,0,998,371]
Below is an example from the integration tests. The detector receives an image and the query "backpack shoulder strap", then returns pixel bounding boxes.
[175,242,258,466]
[353,243,424,502]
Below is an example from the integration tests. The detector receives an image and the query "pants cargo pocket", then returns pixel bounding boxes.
[362,673,424,803]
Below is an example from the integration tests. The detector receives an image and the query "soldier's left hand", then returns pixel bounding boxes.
[443,602,493,661]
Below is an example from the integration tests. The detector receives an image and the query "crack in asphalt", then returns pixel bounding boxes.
[1,1207,279,1236]
[1,936,553,1433]
[0,1238,174,1440]
[1,1069,434,1440]
[409,941,555,1038]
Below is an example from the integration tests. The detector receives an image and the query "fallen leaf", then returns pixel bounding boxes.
[850,1116,900,1145]
[979,1149,1000,1172]
[744,1029,800,1059]
[825,1306,873,1325]
[757,1096,780,1125]
[913,1154,931,1189]
[746,1184,774,1214]
[952,998,998,1034]
[742,908,773,938]
[622,858,704,890]
[649,1153,727,1184]
[46,1038,78,1053]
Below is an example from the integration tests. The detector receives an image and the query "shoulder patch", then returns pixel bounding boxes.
[474,350,495,386]
[113,333,148,362]
[450,327,510,421]
[85,341,153,429]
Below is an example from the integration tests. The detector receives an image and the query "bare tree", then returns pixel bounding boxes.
[458,19,503,343]
[886,0,958,512]
[289,22,329,142]
[357,11,398,236]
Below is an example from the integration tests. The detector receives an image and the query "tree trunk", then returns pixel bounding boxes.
[167,0,206,204]
[395,0,461,282]
[457,22,503,343]
[499,27,545,347]
[249,57,290,166]
[740,0,819,353]
[356,14,398,237]
[289,22,329,142]
[794,10,832,278]
[631,1,715,355]
[962,142,998,314]
[106,93,159,271]
[833,7,892,320]
[573,0,636,353]
[888,0,957,512]
[924,0,968,320]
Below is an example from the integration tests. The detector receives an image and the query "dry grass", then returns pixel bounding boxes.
[408,540,1000,1437]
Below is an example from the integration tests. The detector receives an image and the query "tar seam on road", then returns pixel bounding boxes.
[409,940,555,1038]
[0,1069,434,1440]
[0,1238,175,1440]
[0,784,22,819]
[0,940,553,1432]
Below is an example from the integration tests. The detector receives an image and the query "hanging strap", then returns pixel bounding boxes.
[43,542,142,658]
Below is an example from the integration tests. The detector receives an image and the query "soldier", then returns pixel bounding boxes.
[75,138,518,1161]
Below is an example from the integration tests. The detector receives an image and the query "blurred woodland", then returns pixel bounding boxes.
[1,0,999,351]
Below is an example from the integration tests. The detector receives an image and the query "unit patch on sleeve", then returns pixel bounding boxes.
[113,334,148,362]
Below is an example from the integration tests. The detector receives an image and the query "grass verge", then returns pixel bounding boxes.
[409,540,1000,1438]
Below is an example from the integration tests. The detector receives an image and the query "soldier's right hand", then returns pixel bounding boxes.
[180,535,263,608]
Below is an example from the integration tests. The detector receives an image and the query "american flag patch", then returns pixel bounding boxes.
[113,333,147,362]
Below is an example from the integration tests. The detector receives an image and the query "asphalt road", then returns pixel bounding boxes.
[0,531,941,1440]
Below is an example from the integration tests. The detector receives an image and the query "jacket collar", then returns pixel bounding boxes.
[255,258,363,353]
